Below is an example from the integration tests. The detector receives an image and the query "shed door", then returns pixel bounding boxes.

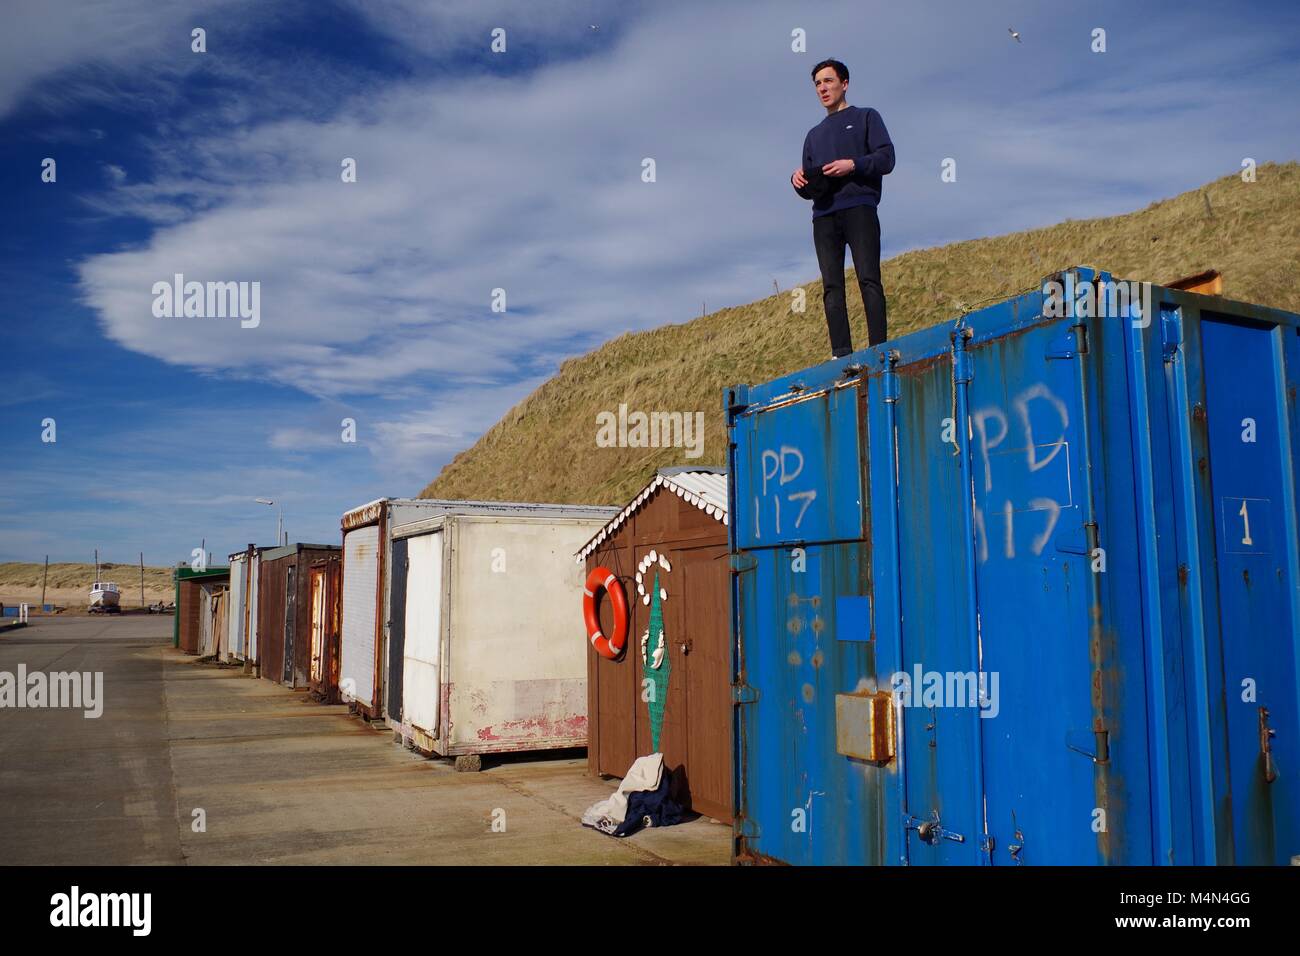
[387,537,408,722]
[284,565,297,684]
[248,553,260,664]
[310,568,325,683]
[681,545,733,823]
[342,525,380,707]
[229,558,245,661]
[403,531,443,737]
[1199,315,1300,864]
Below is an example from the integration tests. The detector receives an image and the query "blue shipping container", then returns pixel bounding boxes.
[726,267,1300,865]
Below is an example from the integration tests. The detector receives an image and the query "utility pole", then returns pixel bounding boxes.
[41,555,48,608]
[139,552,145,608]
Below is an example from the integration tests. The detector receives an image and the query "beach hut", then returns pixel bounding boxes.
[388,500,618,769]
[576,467,733,821]
[174,565,230,655]
[257,543,342,689]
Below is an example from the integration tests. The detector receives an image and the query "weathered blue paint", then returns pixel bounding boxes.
[726,267,1300,865]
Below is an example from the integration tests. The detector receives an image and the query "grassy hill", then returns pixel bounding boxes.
[423,163,1300,506]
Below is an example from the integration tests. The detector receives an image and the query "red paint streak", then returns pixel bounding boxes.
[476,714,588,741]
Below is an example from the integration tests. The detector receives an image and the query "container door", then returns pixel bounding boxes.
[403,531,443,738]
[959,320,1100,865]
[283,565,296,684]
[341,526,380,707]
[387,537,408,722]
[731,382,883,865]
[1197,314,1300,864]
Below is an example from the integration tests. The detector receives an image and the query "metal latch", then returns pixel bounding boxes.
[906,810,965,845]
[1261,707,1278,783]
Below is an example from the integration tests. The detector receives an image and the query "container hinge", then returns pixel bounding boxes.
[952,333,973,384]
[1161,312,1182,362]
[729,550,758,573]
[881,350,901,403]
[732,682,759,704]
[724,384,750,415]
[733,815,761,839]
[1066,727,1109,763]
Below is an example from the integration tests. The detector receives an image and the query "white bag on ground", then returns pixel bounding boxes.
[581,753,665,834]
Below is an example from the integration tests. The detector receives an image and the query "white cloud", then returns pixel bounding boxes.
[0,0,257,120]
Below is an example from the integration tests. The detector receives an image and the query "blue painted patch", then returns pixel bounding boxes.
[835,595,872,642]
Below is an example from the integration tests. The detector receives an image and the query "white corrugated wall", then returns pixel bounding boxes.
[341,525,380,707]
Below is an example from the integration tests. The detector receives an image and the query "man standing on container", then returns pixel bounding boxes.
[791,59,895,357]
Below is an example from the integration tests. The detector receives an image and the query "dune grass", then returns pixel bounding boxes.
[423,163,1300,506]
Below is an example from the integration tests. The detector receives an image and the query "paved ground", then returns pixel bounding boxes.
[0,616,730,865]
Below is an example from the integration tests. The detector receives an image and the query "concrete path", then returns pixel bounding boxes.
[0,616,730,865]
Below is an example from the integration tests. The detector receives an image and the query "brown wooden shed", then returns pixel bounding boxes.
[258,544,342,689]
[578,467,733,822]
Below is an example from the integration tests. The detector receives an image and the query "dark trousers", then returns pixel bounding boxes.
[813,203,887,355]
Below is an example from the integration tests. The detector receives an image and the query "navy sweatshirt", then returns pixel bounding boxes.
[793,105,895,218]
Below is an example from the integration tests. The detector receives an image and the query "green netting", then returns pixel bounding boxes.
[645,570,671,752]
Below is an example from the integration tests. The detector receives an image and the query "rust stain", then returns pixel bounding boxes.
[476,714,587,741]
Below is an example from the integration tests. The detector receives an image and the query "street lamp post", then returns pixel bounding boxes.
[255,498,284,546]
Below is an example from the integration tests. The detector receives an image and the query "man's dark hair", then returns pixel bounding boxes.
[811,59,849,83]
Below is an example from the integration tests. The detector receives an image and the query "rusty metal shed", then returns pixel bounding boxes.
[257,543,341,689]
[578,467,733,822]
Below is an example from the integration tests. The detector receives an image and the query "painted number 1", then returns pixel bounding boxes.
[1238,499,1253,547]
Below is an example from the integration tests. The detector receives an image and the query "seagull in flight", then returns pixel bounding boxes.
[1008,27,1022,42]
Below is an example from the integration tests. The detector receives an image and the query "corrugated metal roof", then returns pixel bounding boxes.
[261,543,341,562]
[392,500,620,539]
[575,468,729,562]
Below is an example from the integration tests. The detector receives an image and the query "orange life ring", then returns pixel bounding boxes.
[584,566,628,660]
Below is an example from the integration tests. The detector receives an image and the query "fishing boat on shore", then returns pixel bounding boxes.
[89,581,120,612]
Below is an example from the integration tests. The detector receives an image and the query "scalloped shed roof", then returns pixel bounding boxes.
[575,469,728,562]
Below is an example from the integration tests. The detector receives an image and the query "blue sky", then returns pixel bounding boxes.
[1,0,1297,565]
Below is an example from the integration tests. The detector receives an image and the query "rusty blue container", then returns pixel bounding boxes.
[725,267,1300,865]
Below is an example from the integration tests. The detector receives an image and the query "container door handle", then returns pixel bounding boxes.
[906,811,964,845]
